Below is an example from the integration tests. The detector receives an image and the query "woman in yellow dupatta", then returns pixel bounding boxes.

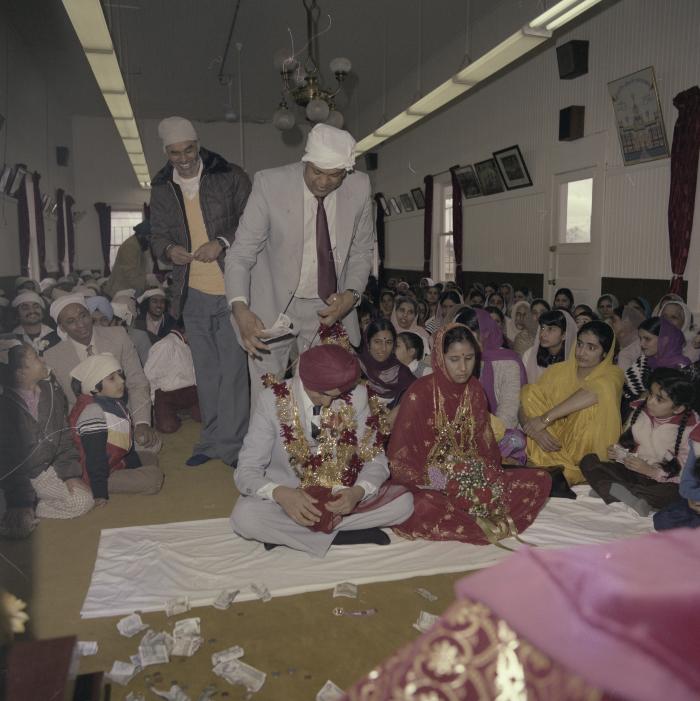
[519,320,623,485]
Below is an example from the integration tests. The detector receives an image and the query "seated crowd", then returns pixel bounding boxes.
[2,263,700,548]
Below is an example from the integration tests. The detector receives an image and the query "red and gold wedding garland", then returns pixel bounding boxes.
[262,374,389,489]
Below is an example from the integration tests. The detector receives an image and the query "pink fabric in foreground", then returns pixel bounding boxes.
[457,529,700,701]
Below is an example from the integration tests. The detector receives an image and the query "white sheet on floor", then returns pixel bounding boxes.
[80,486,654,619]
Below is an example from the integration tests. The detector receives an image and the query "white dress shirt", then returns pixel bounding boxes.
[70,334,95,362]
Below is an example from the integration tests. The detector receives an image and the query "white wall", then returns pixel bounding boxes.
[71,116,306,269]
[0,5,75,278]
[373,0,700,307]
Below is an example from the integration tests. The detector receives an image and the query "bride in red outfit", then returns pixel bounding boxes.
[389,323,550,545]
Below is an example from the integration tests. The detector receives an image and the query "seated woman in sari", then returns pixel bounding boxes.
[519,320,623,486]
[388,324,550,546]
[521,309,577,383]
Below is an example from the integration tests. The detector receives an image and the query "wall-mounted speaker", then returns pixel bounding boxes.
[364,152,378,171]
[556,40,589,80]
[559,105,585,141]
[56,146,70,167]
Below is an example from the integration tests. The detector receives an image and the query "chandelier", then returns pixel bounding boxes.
[272,0,351,131]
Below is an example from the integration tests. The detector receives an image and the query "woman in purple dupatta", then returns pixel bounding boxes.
[358,319,416,428]
[454,307,528,463]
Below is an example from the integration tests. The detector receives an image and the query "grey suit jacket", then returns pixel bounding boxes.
[224,162,374,346]
[43,325,152,426]
[234,379,389,498]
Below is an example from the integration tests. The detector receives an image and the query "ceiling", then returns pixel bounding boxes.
[4,0,545,131]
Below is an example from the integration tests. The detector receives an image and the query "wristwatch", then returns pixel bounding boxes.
[346,289,361,307]
[216,236,230,250]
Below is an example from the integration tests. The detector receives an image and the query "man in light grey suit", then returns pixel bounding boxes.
[44,294,159,450]
[231,345,413,556]
[225,124,374,393]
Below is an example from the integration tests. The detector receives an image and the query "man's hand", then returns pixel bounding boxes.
[606,445,618,461]
[168,245,194,265]
[0,507,37,539]
[193,240,223,263]
[134,424,159,448]
[533,429,561,452]
[64,478,90,494]
[326,485,364,515]
[232,302,269,357]
[317,291,356,327]
[273,486,322,526]
[523,415,548,437]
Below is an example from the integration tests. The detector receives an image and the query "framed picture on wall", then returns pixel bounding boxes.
[376,193,391,216]
[0,164,12,194]
[454,165,482,199]
[399,193,414,212]
[390,197,402,215]
[474,158,504,195]
[608,66,670,165]
[8,165,28,197]
[410,187,425,209]
[493,145,533,190]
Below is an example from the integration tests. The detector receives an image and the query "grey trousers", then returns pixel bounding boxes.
[183,289,250,464]
[248,297,327,405]
[230,492,414,558]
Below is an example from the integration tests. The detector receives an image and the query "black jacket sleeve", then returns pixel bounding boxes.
[80,431,111,500]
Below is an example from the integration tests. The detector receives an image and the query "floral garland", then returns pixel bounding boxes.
[262,374,388,488]
[318,321,353,352]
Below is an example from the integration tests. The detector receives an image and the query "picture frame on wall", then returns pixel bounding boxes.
[390,197,402,215]
[410,187,425,209]
[8,165,27,197]
[493,145,533,190]
[376,193,391,216]
[399,193,414,212]
[454,165,482,199]
[473,158,504,195]
[608,66,670,165]
[0,164,12,194]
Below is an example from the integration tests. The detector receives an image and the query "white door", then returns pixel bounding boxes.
[547,133,606,308]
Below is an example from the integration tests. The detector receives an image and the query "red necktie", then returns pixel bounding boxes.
[316,196,337,300]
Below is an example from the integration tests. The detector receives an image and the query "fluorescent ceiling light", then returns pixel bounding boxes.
[355,0,602,156]
[63,0,150,188]
[529,0,582,28]
[545,0,603,30]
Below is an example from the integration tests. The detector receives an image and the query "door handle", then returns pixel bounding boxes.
[549,245,557,252]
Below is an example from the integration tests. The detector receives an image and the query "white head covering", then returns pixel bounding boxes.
[39,277,57,292]
[14,276,31,289]
[72,285,97,298]
[301,124,356,171]
[49,294,87,324]
[70,352,121,394]
[0,338,22,364]
[11,290,45,309]
[51,287,70,300]
[113,289,136,300]
[158,116,198,149]
[137,288,167,305]
[659,300,695,342]
[111,302,134,326]
[80,269,94,279]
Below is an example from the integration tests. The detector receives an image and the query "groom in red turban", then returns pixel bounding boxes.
[230,345,413,556]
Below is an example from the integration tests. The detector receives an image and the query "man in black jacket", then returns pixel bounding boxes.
[150,117,251,467]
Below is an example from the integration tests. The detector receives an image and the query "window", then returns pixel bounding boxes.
[559,178,593,243]
[110,210,143,268]
[439,186,456,281]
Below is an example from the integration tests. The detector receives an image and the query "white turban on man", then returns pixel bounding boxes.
[301,124,356,172]
[49,294,87,324]
[12,290,45,309]
[158,116,198,149]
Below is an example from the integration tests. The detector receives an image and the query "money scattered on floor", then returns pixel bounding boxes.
[415,588,438,602]
[165,596,191,617]
[213,589,240,610]
[413,610,439,633]
[117,612,149,637]
[76,640,98,656]
[150,684,191,701]
[107,660,139,686]
[172,635,204,657]
[211,646,245,667]
[213,659,266,692]
[316,679,345,701]
[333,582,358,599]
[251,583,271,602]
[139,643,170,667]
[173,617,201,637]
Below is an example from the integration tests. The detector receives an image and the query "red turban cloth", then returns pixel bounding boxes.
[298,345,360,394]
